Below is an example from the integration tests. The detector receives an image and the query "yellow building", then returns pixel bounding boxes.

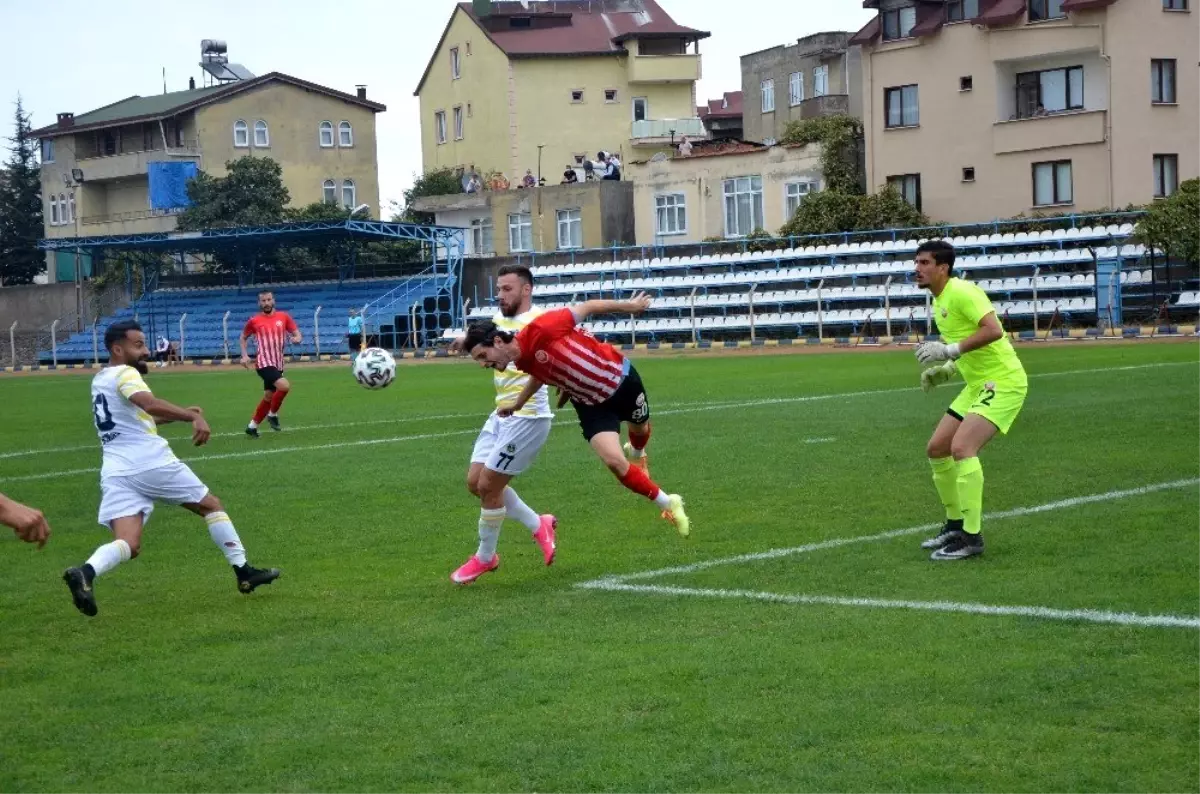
[414,0,709,184]
[33,72,385,280]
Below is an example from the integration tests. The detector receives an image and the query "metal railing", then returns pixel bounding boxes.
[631,117,706,139]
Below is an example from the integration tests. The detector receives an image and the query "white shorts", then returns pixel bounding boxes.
[97,460,210,528]
[469,413,552,476]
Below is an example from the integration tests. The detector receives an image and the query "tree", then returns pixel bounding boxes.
[780,114,864,195]
[1134,178,1199,269]
[399,168,464,224]
[0,96,44,285]
[779,185,929,239]
[175,156,290,231]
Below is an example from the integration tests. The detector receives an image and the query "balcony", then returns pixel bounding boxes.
[627,53,701,84]
[76,143,201,181]
[631,118,707,146]
[992,109,1106,155]
[796,94,850,120]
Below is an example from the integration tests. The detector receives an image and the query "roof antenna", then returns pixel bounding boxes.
[162,67,167,94]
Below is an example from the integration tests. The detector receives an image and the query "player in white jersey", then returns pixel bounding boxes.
[62,320,280,617]
[449,265,557,584]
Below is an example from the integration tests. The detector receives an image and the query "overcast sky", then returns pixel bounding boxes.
[0,0,873,215]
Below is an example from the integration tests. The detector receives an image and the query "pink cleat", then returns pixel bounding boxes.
[451,554,500,584]
[533,515,558,566]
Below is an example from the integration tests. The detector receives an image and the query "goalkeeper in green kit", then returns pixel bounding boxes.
[912,240,1028,560]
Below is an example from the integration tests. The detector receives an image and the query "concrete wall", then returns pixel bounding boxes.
[0,281,125,331]
[741,32,859,144]
[861,2,1198,223]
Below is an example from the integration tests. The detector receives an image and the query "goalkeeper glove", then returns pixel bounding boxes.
[915,340,961,366]
[920,360,958,393]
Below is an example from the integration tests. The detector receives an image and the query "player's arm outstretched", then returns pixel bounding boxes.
[0,492,51,548]
[128,392,211,446]
[497,377,546,417]
[916,311,1005,393]
[569,291,653,323]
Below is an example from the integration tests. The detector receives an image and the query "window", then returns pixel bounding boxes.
[1163,0,1188,8]
[1015,66,1083,117]
[470,217,494,255]
[571,89,584,103]
[319,121,334,147]
[450,47,461,79]
[1152,59,1177,103]
[556,208,582,250]
[605,89,618,103]
[763,137,777,146]
[68,192,75,223]
[632,97,648,122]
[322,179,336,204]
[509,16,531,28]
[654,193,687,236]
[761,79,775,113]
[884,85,919,127]
[962,167,976,182]
[1153,154,1179,198]
[784,181,814,219]
[1029,0,1066,20]
[49,194,60,225]
[339,121,353,146]
[960,75,973,92]
[813,66,829,97]
[789,71,805,105]
[253,120,269,147]
[466,41,472,55]
[574,153,587,166]
[453,106,464,140]
[508,213,533,252]
[341,179,356,209]
[882,5,917,39]
[946,0,979,21]
[40,139,53,163]
[467,103,473,117]
[434,111,447,144]
[722,176,764,237]
[233,119,249,147]
[887,174,922,210]
[1032,160,1072,206]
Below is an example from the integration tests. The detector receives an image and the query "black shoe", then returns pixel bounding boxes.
[63,566,98,616]
[236,564,281,594]
[245,426,259,438]
[921,521,965,550]
[930,533,984,560]
[266,415,281,432]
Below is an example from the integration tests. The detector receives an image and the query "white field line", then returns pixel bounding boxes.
[575,581,1200,630]
[1,359,1193,478]
[585,478,1200,584]
[574,478,1200,630]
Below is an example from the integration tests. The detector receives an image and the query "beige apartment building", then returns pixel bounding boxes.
[852,0,1198,223]
[33,71,385,281]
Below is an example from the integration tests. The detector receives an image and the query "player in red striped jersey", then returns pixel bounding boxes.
[240,291,302,438]
[462,291,690,540]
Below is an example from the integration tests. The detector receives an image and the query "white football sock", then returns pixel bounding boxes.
[86,539,131,577]
[267,411,277,418]
[654,491,673,510]
[503,487,541,532]
[205,512,247,567]
[247,420,259,429]
[475,506,506,562]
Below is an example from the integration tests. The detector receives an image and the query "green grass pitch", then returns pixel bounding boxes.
[1,342,1196,792]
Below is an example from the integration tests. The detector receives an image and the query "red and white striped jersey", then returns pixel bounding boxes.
[243,311,297,370]
[514,308,627,405]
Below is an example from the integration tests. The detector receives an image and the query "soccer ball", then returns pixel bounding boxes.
[353,347,396,390]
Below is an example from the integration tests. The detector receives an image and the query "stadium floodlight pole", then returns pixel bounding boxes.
[51,320,59,368]
[816,278,825,341]
[748,282,759,343]
[314,305,322,357]
[361,303,369,351]
[1032,266,1040,334]
[8,321,15,368]
[222,311,231,362]
[411,301,421,349]
[688,286,699,345]
[884,275,894,338]
[179,313,187,362]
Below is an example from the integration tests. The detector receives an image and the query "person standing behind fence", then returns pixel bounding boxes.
[347,309,364,360]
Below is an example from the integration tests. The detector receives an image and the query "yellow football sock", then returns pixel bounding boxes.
[956,457,984,535]
[929,456,963,521]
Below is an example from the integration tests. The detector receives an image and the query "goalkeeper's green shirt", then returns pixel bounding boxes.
[932,278,1026,384]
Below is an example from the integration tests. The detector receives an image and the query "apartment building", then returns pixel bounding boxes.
[851,0,1197,222]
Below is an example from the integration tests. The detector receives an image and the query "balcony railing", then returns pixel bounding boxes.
[81,208,184,225]
[77,139,201,162]
[631,118,707,142]
[992,109,1106,155]
[627,53,701,84]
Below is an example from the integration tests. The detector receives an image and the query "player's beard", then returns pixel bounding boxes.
[133,357,150,375]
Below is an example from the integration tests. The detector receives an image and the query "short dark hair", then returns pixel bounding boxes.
[496,264,534,286]
[462,320,514,352]
[104,320,142,352]
[916,240,956,272]
[258,289,273,296]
